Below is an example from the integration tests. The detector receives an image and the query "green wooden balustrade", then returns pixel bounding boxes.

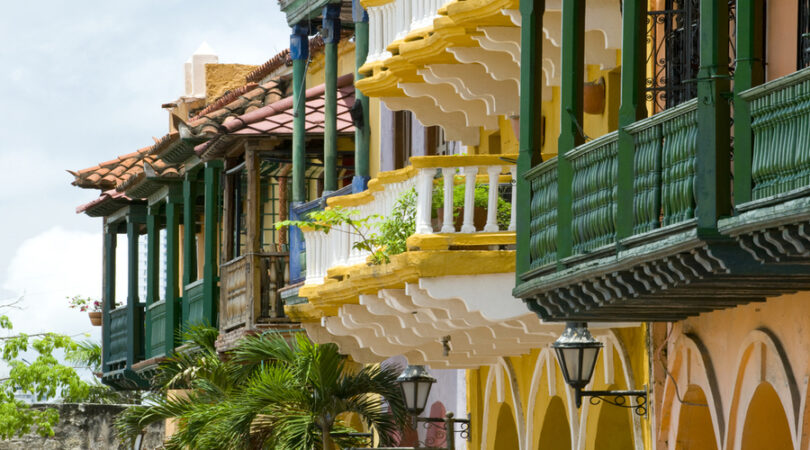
[570,132,618,254]
[108,306,130,367]
[627,99,699,231]
[740,67,810,201]
[527,159,558,269]
[525,99,700,271]
[184,279,206,325]
[147,300,167,359]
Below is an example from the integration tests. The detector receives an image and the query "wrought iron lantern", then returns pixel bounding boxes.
[552,323,648,416]
[397,365,437,416]
[395,365,471,449]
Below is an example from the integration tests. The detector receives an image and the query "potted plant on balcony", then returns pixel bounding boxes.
[67,295,103,327]
[431,179,511,231]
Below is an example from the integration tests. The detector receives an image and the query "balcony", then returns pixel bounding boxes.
[515,67,810,322]
[102,304,148,389]
[285,154,592,367]
[218,252,293,350]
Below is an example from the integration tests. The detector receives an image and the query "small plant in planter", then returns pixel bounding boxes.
[431,178,511,231]
[68,295,117,327]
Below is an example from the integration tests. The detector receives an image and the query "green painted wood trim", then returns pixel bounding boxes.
[354,20,370,179]
[144,206,160,358]
[324,40,338,191]
[738,66,810,100]
[182,171,198,288]
[616,0,647,239]
[203,161,222,326]
[732,0,764,207]
[125,209,146,368]
[528,158,558,270]
[555,0,585,262]
[164,196,180,355]
[292,58,307,203]
[102,223,116,368]
[516,0,545,283]
[570,132,619,253]
[695,0,731,232]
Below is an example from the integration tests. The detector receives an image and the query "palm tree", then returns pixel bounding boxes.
[116,326,409,449]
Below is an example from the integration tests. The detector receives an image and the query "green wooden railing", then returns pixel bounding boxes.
[570,132,618,254]
[184,279,206,325]
[527,159,558,269]
[740,67,810,201]
[525,99,699,271]
[107,306,130,367]
[627,99,699,231]
[147,300,167,359]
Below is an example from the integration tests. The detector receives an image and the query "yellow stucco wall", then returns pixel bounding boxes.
[205,64,258,101]
[305,40,357,87]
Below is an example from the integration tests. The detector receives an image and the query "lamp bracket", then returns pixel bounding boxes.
[578,388,647,417]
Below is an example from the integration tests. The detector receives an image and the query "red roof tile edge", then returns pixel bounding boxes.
[76,190,130,214]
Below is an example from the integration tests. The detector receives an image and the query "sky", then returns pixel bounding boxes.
[0,1,290,348]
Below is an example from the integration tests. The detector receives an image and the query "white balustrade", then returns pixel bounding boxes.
[366,0,451,63]
[302,158,515,286]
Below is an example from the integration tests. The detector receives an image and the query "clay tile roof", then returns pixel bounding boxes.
[76,190,132,216]
[70,145,154,190]
[196,73,355,159]
[185,79,286,136]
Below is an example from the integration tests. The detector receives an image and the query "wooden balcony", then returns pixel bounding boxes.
[217,252,292,351]
[515,68,810,322]
[102,304,148,390]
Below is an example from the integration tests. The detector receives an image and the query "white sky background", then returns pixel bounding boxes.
[0,1,290,363]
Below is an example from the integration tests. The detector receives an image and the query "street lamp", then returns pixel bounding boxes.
[396,365,470,449]
[397,365,437,416]
[552,323,647,416]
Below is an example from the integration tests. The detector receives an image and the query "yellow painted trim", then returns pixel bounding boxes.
[406,232,515,250]
[410,153,518,168]
[324,166,417,209]
[360,0,395,8]
[284,250,516,321]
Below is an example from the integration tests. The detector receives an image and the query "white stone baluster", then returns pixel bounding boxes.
[441,167,456,233]
[461,166,478,233]
[484,166,502,232]
[509,166,517,231]
[304,232,315,283]
[415,167,437,234]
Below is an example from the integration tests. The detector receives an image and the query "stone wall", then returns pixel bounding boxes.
[0,403,165,450]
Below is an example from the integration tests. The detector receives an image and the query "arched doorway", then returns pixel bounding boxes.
[537,396,571,450]
[674,385,717,450]
[494,403,520,449]
[592,385,634,450]
[740,383,793,450]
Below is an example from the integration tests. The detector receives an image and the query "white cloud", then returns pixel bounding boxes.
[1,227,122,341]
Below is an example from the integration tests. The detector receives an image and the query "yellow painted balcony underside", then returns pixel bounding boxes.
[285,239,515,322]
[356,0,517,98]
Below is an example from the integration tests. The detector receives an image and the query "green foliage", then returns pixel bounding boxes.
[116,327,409,450]
[431,178,511,229]
[64,341,143,405]
[275,190,417,265]
[371,189,416,261]
[0,313,89,440]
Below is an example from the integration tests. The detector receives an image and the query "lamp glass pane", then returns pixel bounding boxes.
[581,347,599,384]
[401,381,416,411]
[563,347,581,383]
[416,380,432,412]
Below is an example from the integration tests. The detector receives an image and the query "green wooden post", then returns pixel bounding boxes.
[102,221,117,369]
[125,207,146,368]
[516,0,545,283]
[183,171,198,289]
[323,3,341,192]
[696,0,731,232]
[165,190,181,354]
[203,161,223,326]
[291,24,309,203]
[556,0,585,261]
[353,0,370,190]
[616,0,648,239]
[144,205,160,358]
[732,0,764,208]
